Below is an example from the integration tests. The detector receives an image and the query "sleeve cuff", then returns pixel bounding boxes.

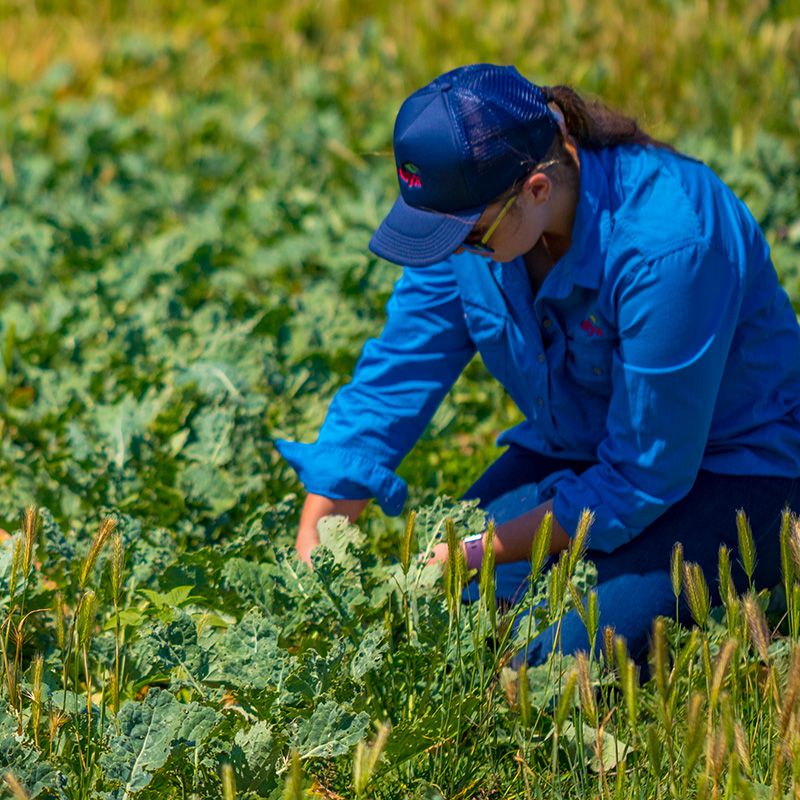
[274,439,408,516]
[550,472,640,554]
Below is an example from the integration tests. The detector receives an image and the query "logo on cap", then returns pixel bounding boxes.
[398,162,422,189]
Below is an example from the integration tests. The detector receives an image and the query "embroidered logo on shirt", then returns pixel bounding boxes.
[580,314,604,337]
[398,162,423,189]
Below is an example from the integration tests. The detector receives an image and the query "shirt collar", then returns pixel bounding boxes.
[555,146,611,292]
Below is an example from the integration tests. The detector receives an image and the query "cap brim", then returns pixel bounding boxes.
[369,195,484,267]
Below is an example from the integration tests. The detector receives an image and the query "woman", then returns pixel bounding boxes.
[276,64,800,665]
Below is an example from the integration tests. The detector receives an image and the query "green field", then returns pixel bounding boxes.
[1,1,800,798]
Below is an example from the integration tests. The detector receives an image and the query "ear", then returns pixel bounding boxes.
[521,171,553,205]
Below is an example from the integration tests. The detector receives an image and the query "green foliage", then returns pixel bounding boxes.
[0,3,799,799]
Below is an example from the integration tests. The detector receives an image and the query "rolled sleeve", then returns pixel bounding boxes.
[275,257,475,516]
[552,242,743,551]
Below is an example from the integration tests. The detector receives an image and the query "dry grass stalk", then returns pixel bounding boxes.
[3,773,29,800]
[79,516,117,590]
[353,721,390,797]
[743,594,770,662]
[518,662,531,729]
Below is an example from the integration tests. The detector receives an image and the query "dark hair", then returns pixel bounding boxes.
[542,84,675,151]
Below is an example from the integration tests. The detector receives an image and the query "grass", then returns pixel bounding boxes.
[1,1,800,798]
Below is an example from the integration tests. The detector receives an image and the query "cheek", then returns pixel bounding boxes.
[508,209,542,248]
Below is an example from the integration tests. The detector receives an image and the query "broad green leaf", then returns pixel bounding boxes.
[295,700,370,760]
[100,689,183,798]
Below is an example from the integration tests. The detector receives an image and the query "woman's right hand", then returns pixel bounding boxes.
[295,493,370,566]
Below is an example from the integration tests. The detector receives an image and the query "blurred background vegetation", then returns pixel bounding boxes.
[0,0,798,523]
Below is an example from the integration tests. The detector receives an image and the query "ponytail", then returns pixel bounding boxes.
[542,85,675,152]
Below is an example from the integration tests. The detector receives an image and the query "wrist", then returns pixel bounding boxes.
[463,533,485,572]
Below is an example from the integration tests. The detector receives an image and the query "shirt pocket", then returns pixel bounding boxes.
[462,299,510,386]
[564,335,614,395]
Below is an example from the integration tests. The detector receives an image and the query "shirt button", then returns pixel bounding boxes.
[542,318,552,328]
[536,396,544,407]
[537,353,546,363]
[593,367,603,376]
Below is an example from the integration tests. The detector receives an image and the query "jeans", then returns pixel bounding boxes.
[460,446,800,667]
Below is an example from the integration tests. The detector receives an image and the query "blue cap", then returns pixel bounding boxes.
[369,64,558,267]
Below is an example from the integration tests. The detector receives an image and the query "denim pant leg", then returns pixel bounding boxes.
[460,446,595,604]
[519,470,800,667]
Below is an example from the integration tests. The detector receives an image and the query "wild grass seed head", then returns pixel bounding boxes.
[622,655,639,729]
[354,721,390,797]
[683,561,711,628]
[743,593,770,662]
[500,666,518,709]
[779,646,800,742]
[568,508,594,575]
[651,617,669,706]
[530,510,552,583]
[479,521,496,628]
[76,590,97,649]
[568,581,587,628]
[21,506,39,577]
[443,518,466,617]
[282,749,303,800]
[710,639,737,710]
[670,541,684,599]
[555,668,578,733]
[54,592,65,652]
[736,509,756,582]
[603,625,616,671]
[718,544,733,605]
[586,590,599,649]
[3,773,29,800]
[30,653,43,747]
[400,510,416,574]
[576,651,597,726]
[789,513,800,576]
[780,509,795,585]
[9,535,22,600]
[684,692,706,778]
[111,531,124,608]
[733,721,751,776]
[644,724,663,775]
[79,516,117,590]
[221,763,236,800]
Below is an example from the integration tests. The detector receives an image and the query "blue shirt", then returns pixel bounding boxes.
[276,145,800,553]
